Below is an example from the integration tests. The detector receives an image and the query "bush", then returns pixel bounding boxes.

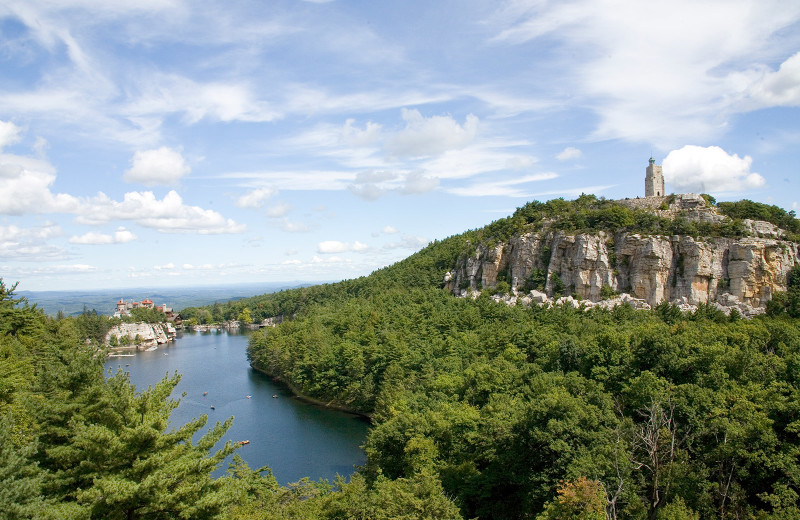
[600,284,618,299]
[551,272,566,297]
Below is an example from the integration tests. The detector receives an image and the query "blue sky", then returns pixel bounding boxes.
[1,0,799,291]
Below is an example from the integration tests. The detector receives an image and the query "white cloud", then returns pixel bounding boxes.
[347,170,396,201]
[280,218,309,233]
[662,145,766,193]
[421,145,537,181]
[490,0,800,146]
[311,255,351,264]
[398,171,439,195]
[0,129,241,234]
[347,169,440,200]
[69,227,137,245]
[265,202,292,218]
[124,147,191,186]
[386,109,479,158]
[4,264,97,277]
[124,74,281,125]
[743,51,800,108]
[236,187,277,208]
[223,169,354,192]
[0,121,22,150]
[557,147,582,161]
[0,223,64,260]
[0,154,81,215]
[340,118,382,147]
[180,263,241,271]
[78,190,245,234]
[317,240,369,253]
[382,225,398,234]
[114,228,137,243]
[0,158,242,233]
[448,172,559,197]
[384,235,429,250]
[69,232,113,245]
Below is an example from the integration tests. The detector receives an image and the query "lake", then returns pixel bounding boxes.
[104,330,369,484]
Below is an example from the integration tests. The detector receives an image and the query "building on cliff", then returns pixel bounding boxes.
[115,298,172,317]
[645,157,665,197]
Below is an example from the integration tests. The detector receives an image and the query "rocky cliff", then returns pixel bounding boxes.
[106,322,177,349]
[444,195,799,314]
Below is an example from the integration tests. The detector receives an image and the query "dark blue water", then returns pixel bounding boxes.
[104,330,369,484]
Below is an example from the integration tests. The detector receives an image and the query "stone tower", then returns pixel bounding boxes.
[645,157,665,197]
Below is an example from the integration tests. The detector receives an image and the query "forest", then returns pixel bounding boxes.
[3,195,800,519]
[244,270,800,519]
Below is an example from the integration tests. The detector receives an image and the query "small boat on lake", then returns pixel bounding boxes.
[210,405,215,410]
[203,391,208,396]
[237,440,250,445]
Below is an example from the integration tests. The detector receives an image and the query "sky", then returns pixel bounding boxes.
[1,0,799,292]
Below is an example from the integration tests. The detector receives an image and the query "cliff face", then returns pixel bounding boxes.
[445,229,799,312]
[106,322,177,349]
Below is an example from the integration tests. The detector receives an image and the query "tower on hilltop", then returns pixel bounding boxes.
[645,157,664,197]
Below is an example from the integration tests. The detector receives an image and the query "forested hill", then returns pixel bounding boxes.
[180,194,800,326]
[187,195,800,519]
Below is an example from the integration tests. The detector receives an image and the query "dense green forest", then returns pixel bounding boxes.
[5,195,800,519]
[245,277,800,519]
[240,196,800,519]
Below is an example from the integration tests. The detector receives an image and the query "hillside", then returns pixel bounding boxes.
[187,193,799,325]
[227,194,800,519]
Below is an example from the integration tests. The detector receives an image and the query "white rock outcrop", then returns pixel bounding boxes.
[445,206,798,316]
[106,322,176,349]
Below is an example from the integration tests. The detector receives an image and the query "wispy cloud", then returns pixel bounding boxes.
[317,240,369,254]
[447,173,559,197]
[0,223,64,260]
[489,0,800,146]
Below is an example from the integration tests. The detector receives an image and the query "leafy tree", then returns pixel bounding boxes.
[126,307,167,324]
[536,477,607,520]
[237,307,253,324]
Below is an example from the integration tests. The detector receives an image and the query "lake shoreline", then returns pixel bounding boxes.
[250,364,373,422]
[105,329,368,485]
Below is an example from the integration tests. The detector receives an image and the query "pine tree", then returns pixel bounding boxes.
[38,369,236,518]
[0,415,46,519]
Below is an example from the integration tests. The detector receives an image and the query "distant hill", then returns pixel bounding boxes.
[19,281,323,317]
